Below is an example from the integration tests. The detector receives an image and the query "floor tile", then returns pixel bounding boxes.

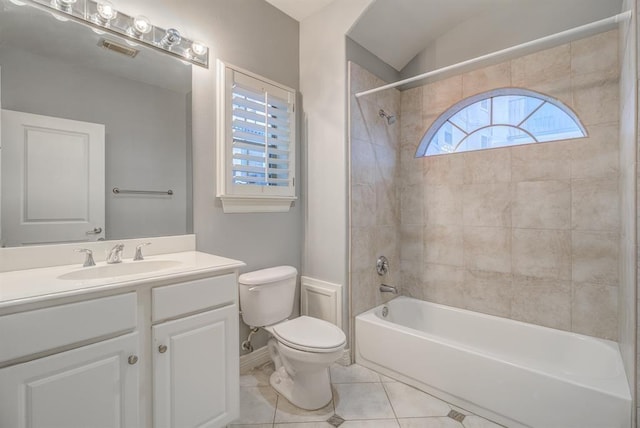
[236,363,503,428]
[379,373,400,383]
[274,398,335,423]
[333,383,396,420]
[230,424,273,428]
[274,423,333,428]
[240,363,275,387]
[448,405,472,416]
[383,382,451,418]
[340,419,400,427]
[398,417,464,427]
[462,416,505,428]
[274,422,342,428]
[234,386,278,425]
[330,363,381,383]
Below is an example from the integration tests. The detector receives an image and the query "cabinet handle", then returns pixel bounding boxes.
[158,345,168,354]
[128,355,138,365]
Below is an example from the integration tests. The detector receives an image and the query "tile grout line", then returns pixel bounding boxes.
[272,393,279,427]
[379,380,401,425]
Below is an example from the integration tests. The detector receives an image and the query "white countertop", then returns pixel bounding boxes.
[0,251,245,309]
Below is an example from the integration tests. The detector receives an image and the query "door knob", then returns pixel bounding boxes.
[158,345,168,353]
[86,227,103,234]
[128,355,138,365]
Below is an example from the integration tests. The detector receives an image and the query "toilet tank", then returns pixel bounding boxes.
[238,266,297,327]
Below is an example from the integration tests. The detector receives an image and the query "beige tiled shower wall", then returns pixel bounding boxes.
[618,0,637,419]
[399,30,621,340]
[349,62,401,321]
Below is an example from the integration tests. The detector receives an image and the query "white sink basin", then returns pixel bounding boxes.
[58,260,182,281]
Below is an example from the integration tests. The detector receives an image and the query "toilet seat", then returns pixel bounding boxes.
[266,316,346,353]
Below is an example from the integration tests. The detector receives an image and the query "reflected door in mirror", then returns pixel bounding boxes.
[1,110,105,246]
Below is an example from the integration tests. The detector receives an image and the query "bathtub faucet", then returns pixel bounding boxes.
[379,284,398,294]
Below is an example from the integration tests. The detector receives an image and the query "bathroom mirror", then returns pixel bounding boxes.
[0,0,192,247]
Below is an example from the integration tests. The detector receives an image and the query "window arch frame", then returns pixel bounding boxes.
[415,87,588,157]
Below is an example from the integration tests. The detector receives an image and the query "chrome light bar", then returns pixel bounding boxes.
[19,0,209,68]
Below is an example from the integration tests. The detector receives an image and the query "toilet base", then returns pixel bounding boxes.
[269,366,332,410]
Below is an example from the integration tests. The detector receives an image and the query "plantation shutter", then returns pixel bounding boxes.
[230,70,294,194]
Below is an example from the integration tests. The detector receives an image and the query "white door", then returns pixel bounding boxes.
[1,109,105,246]
[0,332,140,428]
[153,305,239,428]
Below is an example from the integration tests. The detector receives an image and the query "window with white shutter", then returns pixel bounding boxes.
[216,60,296,213]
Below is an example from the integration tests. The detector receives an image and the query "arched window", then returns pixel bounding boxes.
[415,88,587,157]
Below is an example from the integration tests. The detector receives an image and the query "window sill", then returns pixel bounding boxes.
[219,195,297,213]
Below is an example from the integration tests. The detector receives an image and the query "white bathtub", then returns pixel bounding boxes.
[355,296,631,428]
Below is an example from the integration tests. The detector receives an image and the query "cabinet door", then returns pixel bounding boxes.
[153,305,239,428]
[0,332,139,428]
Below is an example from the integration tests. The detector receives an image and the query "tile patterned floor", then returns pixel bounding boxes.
[231,363,504,428]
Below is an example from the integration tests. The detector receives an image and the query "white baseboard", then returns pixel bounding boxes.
[239,346,271,374]
[239,346,352,372]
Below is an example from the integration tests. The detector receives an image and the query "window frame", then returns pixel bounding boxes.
[216,59,297,213]
[415,88,587,157]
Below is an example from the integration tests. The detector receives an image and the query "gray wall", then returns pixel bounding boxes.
[401,0,624,81]
[347,37,400,85]
[127,0,302,355]
[0,46,190,240]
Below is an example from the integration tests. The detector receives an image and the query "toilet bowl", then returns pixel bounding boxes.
[265,315,346,410]
[238,267,346,410]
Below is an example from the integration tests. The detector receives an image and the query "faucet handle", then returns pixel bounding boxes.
[75,248,96,267]
[134,242,151,261]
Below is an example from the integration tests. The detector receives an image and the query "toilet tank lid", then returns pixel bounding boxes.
[239,266,297,285]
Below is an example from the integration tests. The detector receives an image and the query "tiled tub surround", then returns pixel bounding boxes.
[356,296,631,428]
[616,0,637,421]
[349,62,402,322]
[395,29,622,340]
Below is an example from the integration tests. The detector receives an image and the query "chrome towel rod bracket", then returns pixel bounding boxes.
[113,187,173,195]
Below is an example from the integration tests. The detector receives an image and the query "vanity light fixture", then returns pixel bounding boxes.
[190,41,207,57]
[18,0,209,67]
[51,12,68,21]
[160,28,181,48]
[92,0,116,25]
[51,0,76,11]
[129,15,152,37]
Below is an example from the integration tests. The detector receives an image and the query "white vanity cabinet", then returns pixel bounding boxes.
[0,293,140,428]
[0,333,140,428]
[153,306,237,427]
[0,253,243,428]
[151,274,239,428]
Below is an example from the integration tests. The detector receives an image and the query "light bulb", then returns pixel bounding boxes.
[51,0,76,11]
[160,28,181,47]
[129,15,152,37]
[190,41,207,57]
[96,1,117,21]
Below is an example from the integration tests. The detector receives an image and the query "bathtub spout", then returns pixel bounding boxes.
[380,284,398,294]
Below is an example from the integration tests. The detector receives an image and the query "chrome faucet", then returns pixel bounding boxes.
[75,248,96,267]
[134,242,151,261]
[380,284,398,294]
[106,243,124,264]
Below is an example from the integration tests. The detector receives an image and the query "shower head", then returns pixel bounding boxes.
[379,109,396,125]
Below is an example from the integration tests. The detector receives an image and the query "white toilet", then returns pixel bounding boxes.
[238,266,346,410]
